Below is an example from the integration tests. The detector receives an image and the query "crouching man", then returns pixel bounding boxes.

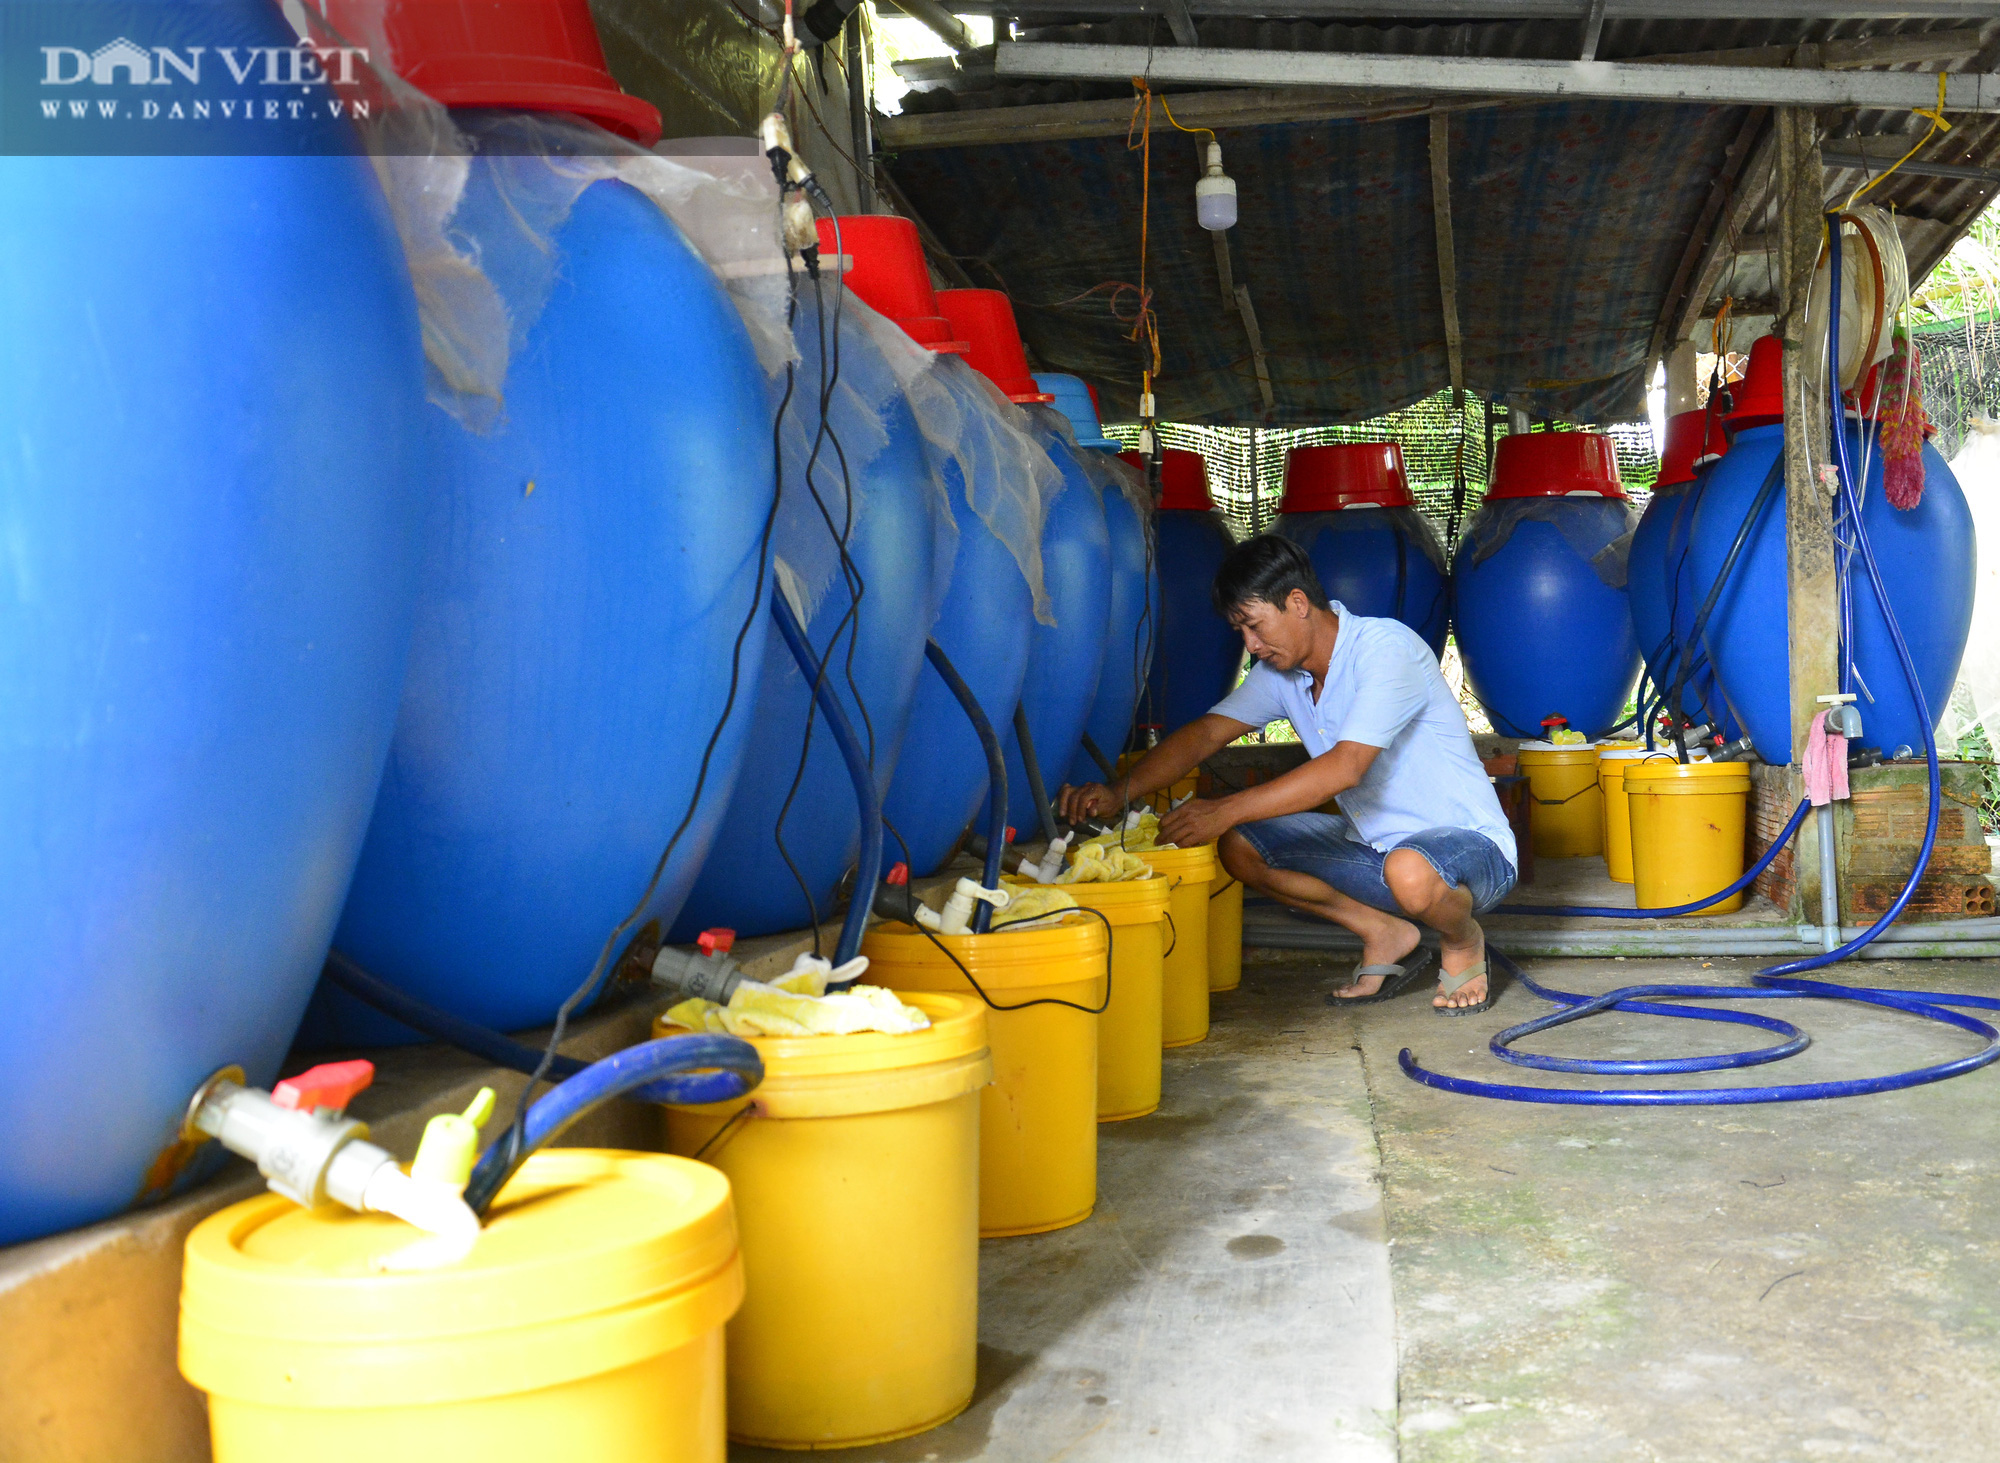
[1057,535,1516,1013]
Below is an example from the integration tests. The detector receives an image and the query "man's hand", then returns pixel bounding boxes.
[1159,796,1235,849]
[1057,780,1124,824]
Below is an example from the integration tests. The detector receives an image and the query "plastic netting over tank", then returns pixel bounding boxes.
[1917,315,2000,462]
[1105,396,1659,549]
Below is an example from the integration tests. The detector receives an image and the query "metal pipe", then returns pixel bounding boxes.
[1817,804,1842,952]
[1011,703,1061,845]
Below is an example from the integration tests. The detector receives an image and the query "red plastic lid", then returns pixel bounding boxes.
[1486,432,1626,500]
[1727,335,1784,430]
[816,215,970,355]
[1119,449,1214,511]
[1280,442,1414,512]
[338,0,662,144]
[935,289,1054,403]
[1655,409,1730,488]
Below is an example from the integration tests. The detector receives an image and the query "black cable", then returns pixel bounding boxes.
[905,902,1117,1015]
[1662,454,1784,764]
[1012,703,1061,844]
[497,180,798,1166]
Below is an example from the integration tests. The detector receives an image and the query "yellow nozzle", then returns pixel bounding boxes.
[411,1086,496,1190]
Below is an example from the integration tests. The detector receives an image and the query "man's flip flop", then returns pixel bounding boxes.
[1328,956,1432,1006]
[1434,959,1495,1017]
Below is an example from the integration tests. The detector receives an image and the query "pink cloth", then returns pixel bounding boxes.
[1803,709,1849,807]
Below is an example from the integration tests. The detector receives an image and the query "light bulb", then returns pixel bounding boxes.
[1196,141,1237,232]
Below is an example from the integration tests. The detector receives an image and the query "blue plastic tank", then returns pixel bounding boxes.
[1274,443,1449,655]
[1689,420,1975,763]
[1628,410,1739,739]
[0,144,426,1239]
[990,412,1113,831]
[672,293,945,939]
[1032,375,1159,786]
[1453,433,1643,739]
[1628,483,1742,741]
[879,364,1036,874]
[1138,450,1244,735]
[316,125,774,1045]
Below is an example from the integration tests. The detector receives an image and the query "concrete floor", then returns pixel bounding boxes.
[745,947,2000,1461]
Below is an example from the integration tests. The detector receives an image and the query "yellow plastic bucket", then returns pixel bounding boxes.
[1517,741,1604,858]
[1011,874,1170,1121]
[1625,758,1752,915]
[1597,748,1656,883]
[1137,842,1217,1047]
[180,1150,742,1463]
[1208,874,1244,993]
[656,993,991,1449]
[864,916,1107,1236]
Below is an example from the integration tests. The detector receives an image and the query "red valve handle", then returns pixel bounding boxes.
[272,1059,374,1114]
[697,928,737,956]
[885,862,910,886]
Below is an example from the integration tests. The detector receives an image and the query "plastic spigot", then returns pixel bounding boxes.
[272,1060,374,1115]
[412,1087,496,1190]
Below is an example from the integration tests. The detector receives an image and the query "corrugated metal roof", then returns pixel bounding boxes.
[882,13,2000,423]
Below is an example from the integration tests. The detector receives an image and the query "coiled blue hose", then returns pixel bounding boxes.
[1404,218,1971,1108]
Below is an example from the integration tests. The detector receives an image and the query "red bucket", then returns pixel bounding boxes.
[1120,449,1213,511]
[1280,443,1414,512]
[333,0,661,144]
[816,215,969,354]
[1655,409,1729,488]
[936,289,1053,403]
[1486,433,1625,500]
[1727,335,1784,431]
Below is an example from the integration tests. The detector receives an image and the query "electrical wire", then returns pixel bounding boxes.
[494,150,801,1167]
[903,903,1118,1016]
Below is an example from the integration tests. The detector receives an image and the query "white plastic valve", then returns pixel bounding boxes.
[1196,142,1238,232]
[1031,833,1073,884]
[936,877,1011,935]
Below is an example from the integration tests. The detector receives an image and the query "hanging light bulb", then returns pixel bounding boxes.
[1196,141,1237,232]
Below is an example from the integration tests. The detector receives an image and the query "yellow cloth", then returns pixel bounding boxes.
[1054,842,1152,883]
[664,956,930,1037]
[1076,811,1168,855]
[989,884,1079,930]
[1550,727,1588,745]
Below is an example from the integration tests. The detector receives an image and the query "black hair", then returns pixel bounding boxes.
[1210,533,1332,618]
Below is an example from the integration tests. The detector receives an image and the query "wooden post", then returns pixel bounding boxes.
[1775,105,1837,913]
[1429,111,1464,407]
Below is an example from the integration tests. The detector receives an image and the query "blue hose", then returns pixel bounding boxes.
[770,591,881,968]
[922,638,1009,933]
[1404,217,1966,1108]
[323,949,760,1109]
[465,1032,765,1215]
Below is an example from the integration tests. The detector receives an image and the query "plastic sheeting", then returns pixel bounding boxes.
[1459,496,1640,590]
[298,0,1060,619]
[1942,419,2000,751]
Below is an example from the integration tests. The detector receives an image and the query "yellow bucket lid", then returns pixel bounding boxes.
[863,913,1107,995]
[1004,872,1169,925]
[181,1150,741,1409]
[1517,740,1601,763]
[1133,841,1218,880]
[651,992,992,1119]
[1623,758,1750,792]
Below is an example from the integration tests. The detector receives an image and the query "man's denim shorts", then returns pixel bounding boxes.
[1233,812,1517,916]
